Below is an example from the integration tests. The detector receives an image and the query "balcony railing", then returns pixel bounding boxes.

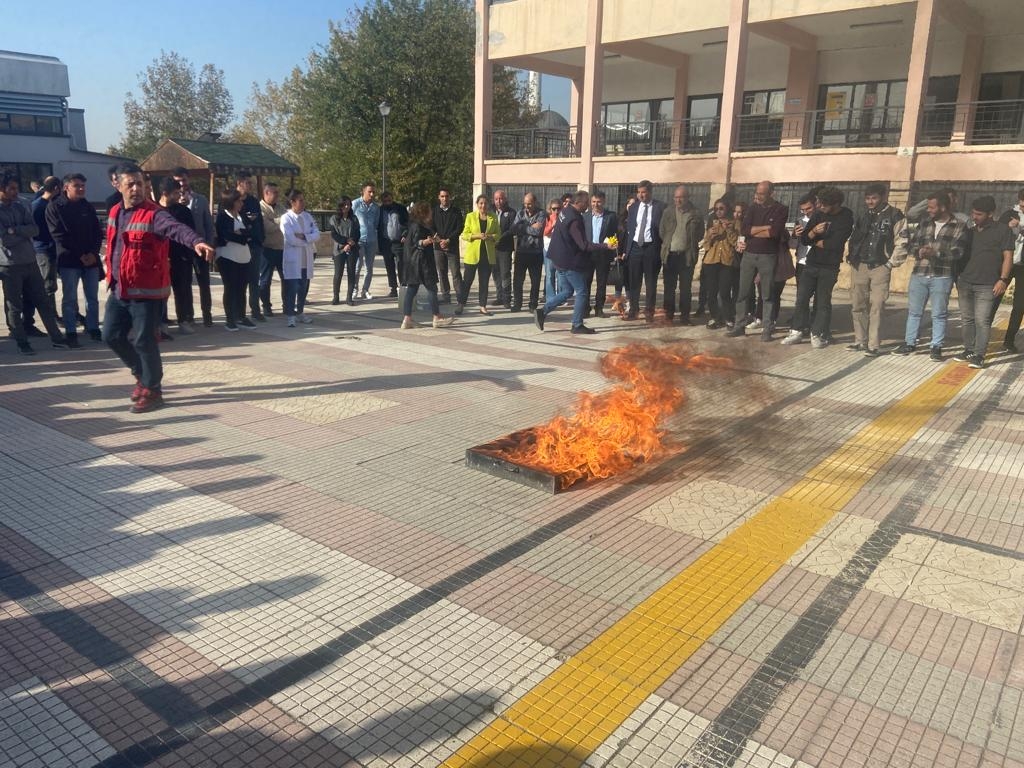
[487,100,1024,161]
[597,118,720,156]
[487,127,578,159]
[920,100,1024,147]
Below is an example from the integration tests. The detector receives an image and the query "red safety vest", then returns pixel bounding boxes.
[104,200,170,300]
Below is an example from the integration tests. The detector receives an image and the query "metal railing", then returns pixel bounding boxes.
[803,105,905,149]
[735,113,786,151]
[596,117,720,156]
[487,127,578,159]
[920,99,1024,146]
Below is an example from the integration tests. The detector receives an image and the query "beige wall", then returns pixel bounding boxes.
[488,0,587,58]
[746,0,907,23]
[601,0,728,42]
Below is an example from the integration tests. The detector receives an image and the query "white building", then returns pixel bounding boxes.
[0,50,125,202]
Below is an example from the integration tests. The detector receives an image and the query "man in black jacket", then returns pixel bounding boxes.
[432,187,463,303]
[535,190,613,335]
[781,186,854,349]
[581,190,619,318]
[512,193,545,312]
[236,170,265,322]
[45,173,103,347]
[492,189,516,307]
[624,180,667,321]
[378,191,408,297]
[845,183,904,355]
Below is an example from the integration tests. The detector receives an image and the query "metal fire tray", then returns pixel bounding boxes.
[465,428,567,495]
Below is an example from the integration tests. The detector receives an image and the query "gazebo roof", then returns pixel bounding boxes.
[140,138,300,176]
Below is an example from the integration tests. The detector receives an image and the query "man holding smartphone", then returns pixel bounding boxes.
[781,186,853,348]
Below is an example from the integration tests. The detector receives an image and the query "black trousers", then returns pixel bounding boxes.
[459,258,492,307]
[21,251,57,327]
[700,262,736,324]
[1,262,62,342]
[191,253,213,321]
[380,238,401,289]
[169,256,194,323]
[627,242,660,317]
[584,251,612,312]
[218,258,249,324]
[792,264,838,338]
[662,252,695,320]
[1003,262,1024,344]
[513,251,542,310]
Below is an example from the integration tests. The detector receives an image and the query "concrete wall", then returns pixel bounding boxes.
[0,133,119,203]
[0,52,69,97]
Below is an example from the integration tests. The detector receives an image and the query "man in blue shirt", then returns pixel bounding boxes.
[352,182,381,300]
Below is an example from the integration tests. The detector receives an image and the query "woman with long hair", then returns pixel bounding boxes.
[401,202,454,329]
[328,196,360,305]
[280,189,321,327]
[456,194,499,315]
[215,189,253,331]
[699,198,740,329]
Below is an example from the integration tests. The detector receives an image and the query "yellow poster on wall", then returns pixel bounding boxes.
[825,92,847,119]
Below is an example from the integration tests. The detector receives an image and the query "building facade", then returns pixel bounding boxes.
[0,50,124,202]
[474,0,1024,219]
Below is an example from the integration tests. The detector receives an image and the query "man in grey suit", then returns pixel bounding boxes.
[581,190,619,318]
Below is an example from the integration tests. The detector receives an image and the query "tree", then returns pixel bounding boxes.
[236,0,535,208]
[110,51,234,161]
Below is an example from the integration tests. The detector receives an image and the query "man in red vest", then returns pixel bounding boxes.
[103,163,215,413]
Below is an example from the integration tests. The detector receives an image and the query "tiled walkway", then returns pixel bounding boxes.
[2,277,1023,767]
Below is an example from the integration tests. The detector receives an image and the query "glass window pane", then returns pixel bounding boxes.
[605,103,628,125]
[768,91,785,114]
[629,102,650,123]
[657,99,674,121]
[688,96,720,120]
[11,114,33,131]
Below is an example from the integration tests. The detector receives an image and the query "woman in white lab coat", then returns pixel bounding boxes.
[280,189,321,327]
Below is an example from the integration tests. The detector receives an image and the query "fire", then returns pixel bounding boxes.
[493,342,732,489]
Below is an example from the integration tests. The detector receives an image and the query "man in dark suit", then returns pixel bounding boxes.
[624,180,666,320]
[581,190,619,318]
[492,189,516,307]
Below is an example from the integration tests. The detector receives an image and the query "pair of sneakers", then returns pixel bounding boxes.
[952,349,985,368]
[287,314,314,327]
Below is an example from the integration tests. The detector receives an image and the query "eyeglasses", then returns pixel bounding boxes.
[549,207,559,212]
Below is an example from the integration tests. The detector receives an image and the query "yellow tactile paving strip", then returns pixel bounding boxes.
[443,362,984,768]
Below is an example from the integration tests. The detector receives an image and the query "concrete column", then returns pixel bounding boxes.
[578,0,604,191]
[780,47,817,148]
[671,58,689,153]
[717,0,749,179]
[473,0,493,198]
[899,0,938,151]
[569,77,583,154]
[950,34,983,146]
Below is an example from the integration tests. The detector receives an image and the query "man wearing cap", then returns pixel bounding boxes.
[953,195,1013,369]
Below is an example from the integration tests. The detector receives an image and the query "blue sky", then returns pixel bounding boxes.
[6,1,352,151]
[7,1,569,153]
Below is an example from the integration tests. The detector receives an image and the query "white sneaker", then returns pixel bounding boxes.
[748,319,763,330]
[362,291,374,300]
[287,316,296,328]
[780,329,803,345]
[177,321,195,335]
[299,314,313,324]
[811,334,828,349]
[400,318,415,329]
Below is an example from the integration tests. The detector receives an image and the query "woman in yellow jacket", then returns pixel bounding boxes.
[457,195,499,315]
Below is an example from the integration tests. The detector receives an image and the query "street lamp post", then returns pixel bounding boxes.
[378,101,391,193]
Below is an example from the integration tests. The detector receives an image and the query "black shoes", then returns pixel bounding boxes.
[571,324,597,335]
[891,343,916,356]
[952,349,973,362]
[534,308,545,331]
[968,354,985,369]
[930,346,943,362]
[65,334,82,349]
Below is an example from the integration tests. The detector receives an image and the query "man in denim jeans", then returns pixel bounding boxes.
[892,191,970,362]
[952,196,1013,369]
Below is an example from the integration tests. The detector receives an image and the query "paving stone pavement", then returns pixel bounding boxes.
[2,274,1023,768]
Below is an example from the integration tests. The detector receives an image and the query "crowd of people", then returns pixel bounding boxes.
[2,164,1022,415]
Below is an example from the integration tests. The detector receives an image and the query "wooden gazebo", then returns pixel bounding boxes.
[140,138,300,209]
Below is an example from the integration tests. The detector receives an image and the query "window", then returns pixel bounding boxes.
[0,112,63,136]
[810,80,906,148]
[737,89,786,150]
[599,99,674,155]
[0,162,54,192]
[972,72,1024,145]
[685,95,721,153]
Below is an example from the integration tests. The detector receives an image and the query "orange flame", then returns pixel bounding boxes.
[492,342,732,489]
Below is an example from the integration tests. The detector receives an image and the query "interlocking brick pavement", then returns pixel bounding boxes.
[2,275,1023,767]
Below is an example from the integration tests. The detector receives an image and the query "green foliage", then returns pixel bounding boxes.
[110,51,234,161]
[232,0,536,209]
